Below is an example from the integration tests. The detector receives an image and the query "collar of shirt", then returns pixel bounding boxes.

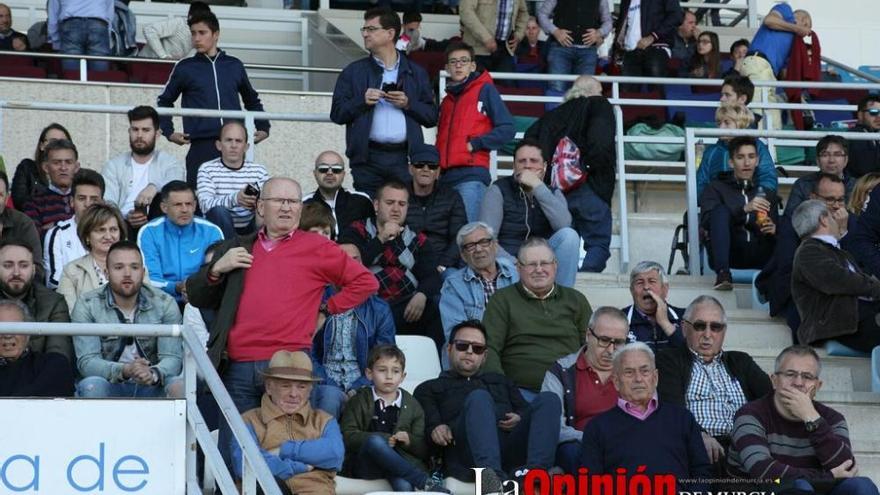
[48,183,71,196]
[372,52,401,71]
[812,234,840,249]
[521,284,555,300]
[371,386,402,409]
[575,351,607,382]
[617,393,658,421]
[259,393,313,424]
[258,228,296,252]
[689,347,723,365]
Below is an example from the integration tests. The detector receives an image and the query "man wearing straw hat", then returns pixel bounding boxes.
[230,350,344,495]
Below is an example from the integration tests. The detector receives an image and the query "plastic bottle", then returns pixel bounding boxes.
[755,186,768,226]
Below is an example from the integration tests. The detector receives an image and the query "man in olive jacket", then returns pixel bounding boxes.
[791,199,880,352]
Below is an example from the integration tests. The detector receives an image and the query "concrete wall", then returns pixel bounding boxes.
[0,79,349,190]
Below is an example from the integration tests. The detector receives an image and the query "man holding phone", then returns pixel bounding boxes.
[196,121,270,238]
[331,7,438,198]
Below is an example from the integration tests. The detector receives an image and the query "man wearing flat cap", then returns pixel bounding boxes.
[230,350,345,495]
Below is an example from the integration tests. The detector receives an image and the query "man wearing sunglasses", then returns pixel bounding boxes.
[728,345,877,494]
[435,41,514,222]
[540,306,628,474]
[656,295,770,475]
[303,150,374,236]
[405,145,467,274]
[414,320,561,492]
[844,95,880,179]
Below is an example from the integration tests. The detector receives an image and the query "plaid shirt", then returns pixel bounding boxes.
[685,349,747,437]
[494,0,515,42]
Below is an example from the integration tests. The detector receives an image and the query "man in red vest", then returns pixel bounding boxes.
[436,42,515,222]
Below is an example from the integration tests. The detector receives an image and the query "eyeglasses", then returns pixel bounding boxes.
[588,327,627,348]
[698,39,712,45]
[360,26,386,34]
[452,340,487,355]
[316,164,344,174]
[816,194,846,205]
[866,108,880,116]
[683,319,727,333]
[775,370,818,382]
[447,57,473,66]
[518,260,556,270]
[462,238,493,252]
[411,162,440,170]
[818,152,847,159]
[261,197,301,207]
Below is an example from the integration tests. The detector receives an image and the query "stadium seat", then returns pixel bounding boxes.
[62,69,130,83]
[0,65,47,78]
[408,51,446,82]
[619,89,665,128]
[0,55,35,66]
[824,340,869,358]
[396,335,441,394]
[495,85,545,118]
[872,346,880,393]
[811,98,856,128]
[128,61,174,85]
[667,91,720,126]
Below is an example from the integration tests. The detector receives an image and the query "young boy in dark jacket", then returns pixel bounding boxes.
[340,345,447,492]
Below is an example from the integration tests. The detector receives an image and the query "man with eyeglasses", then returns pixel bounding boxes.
[435,41,514,222]
[541,306,628,474]
[338,181,444,351]
[303,150,374,236]
[482,237,591,400]
[656,295,770,475]
[791,199,880,353]
[330,7,438,199]
[414,319,561,492]
[845,95,880,179]
[580,342,710,490]
[405,145,467,273]
[728,345,877,494]
[621,261,685,352]
[758,174,849,342]
[786,135,856,217]
[187,177,378,467]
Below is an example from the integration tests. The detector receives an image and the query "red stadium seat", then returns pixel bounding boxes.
[407,51,446,82]
[0,55,35,66]
[495,85,545,118]
[619,90,666,128]
[62,69,130,82]
[0,65,47,78]
[127,61,173,85]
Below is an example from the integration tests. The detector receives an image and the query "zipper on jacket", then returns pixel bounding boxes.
[208,53,223,125]
[740,187,751,243]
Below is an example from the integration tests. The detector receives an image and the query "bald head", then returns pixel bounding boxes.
[313,151,346,195]
[794,10,812,30]
[263,177,301,198]
[315,150,345,167]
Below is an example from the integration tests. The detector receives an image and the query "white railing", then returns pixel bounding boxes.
[0,321,284,495]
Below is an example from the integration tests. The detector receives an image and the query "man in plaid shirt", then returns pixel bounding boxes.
[339,181,444,351]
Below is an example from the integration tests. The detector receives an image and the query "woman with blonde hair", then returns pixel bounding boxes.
[847,172,880,215]
[695,102,778,197]
[843,172,880,278]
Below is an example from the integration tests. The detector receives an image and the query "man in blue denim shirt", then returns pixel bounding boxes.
[47,0,114,72]
[439,222,517,366]
[72,240,183,398]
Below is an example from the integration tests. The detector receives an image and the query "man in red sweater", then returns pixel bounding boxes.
[187,176,379,466]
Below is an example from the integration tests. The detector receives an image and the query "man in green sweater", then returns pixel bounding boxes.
[482,237,592,399]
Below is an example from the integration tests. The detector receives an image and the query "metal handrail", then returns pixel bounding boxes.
[0,321,283,495]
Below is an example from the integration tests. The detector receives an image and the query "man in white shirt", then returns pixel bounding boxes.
[102,106,185,235]
[43,169,105,289]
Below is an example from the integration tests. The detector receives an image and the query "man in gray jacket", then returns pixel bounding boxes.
[540,306,628,473]
[102,106,184,232]
[72,240,183,398]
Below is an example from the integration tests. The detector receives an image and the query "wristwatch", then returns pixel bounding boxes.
[319,302,330,317]
[804,417,824,432]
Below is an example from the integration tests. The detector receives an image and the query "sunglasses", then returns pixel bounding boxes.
[316,164,344,174]
[411,162,440,170]
[683,319,727,333]
[452,340,487,354]
[867,108,880,116]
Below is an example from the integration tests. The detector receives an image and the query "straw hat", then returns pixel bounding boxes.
[260,350,321,382]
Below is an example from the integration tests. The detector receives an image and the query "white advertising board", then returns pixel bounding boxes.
[0,399,186,494]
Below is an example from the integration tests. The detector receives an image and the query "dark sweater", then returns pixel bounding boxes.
[22,186,73,235]
[580,402,711,491]
[0,351,74,397]
[727,394,853,480]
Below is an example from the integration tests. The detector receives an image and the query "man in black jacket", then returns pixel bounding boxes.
[414,320,560,491]
[405,145,467,273]
[302,150,374,236]
[657,295,771,474]
[700,137,779,290]
[524,77,615,272]
[844,95,880,179]
[613,0,683,82]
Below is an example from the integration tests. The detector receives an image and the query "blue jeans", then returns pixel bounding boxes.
[453,180,487,222]
[354,434,428,491]
[76,376,179,398]
[59,17,110,72]
[706,207,773,272]
[206,206,256,240]
[793,477,879,495]
[546,41,599,93]
[351,148,411,199]
[548,227,580,287]
[446,389,560,480]
[555,441,581,475]
[186,138,221,192]
[565,183,611,272]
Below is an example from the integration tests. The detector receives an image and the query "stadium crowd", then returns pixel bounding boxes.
[1,1,880,495]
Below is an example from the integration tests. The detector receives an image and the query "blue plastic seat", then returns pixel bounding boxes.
[824,340,870,358]
[871,346,880,393]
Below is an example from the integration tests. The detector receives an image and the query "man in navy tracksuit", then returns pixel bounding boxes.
[330,7,437,198]
[156,11,269,191]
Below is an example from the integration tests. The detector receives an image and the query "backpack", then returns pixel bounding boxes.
[549,135,587,193]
